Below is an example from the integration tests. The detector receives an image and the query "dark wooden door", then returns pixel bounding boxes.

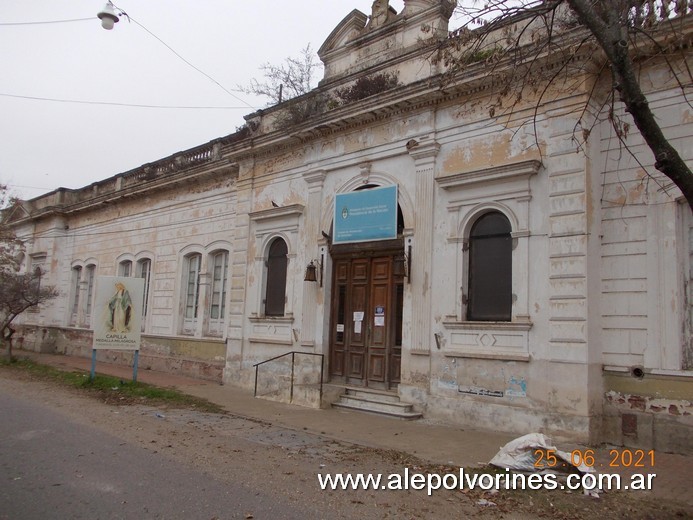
[347,258,369,380]
[329,255,402,388]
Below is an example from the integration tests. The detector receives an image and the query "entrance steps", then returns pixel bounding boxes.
[332,387,422,420]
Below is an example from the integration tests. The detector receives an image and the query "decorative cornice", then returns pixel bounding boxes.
[302,170,327,189]
[12,141,238,224]
[16,169,238,228]
[436,160,542,190]
[406,136,441,163]
[228,38,598,166]
[249,204,305,223]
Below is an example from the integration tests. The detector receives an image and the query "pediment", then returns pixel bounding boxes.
[3,201,31,223]
[317,9,368,59]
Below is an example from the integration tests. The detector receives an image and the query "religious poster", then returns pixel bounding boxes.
[92,276,144,351]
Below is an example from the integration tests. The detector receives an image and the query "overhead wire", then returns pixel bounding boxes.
[0,18,92,26]
[0,92,249,110]
[5,184,54,191]
[1,4,257,111]
[110,2,255,109]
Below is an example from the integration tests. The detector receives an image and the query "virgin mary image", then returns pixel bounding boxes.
[107,282,133,333]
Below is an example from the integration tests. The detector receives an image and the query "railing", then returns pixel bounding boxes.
[122,142,220,189]
[629,0,691,27]
[446,0,692,40]
[253,351,324,405]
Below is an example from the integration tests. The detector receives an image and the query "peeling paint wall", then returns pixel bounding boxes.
[16,325,225,382]
[601,371,693,453]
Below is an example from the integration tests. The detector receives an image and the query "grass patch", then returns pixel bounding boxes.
[0,357,224,413]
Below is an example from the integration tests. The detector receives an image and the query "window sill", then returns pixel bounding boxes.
[66,325,91,331]
[603,366,693,380]
[248,315,295,346]
[442,350,530,362]
[441,319,532,361]
[144,333,226,344]
[442,320,532,331]
[248,315,294,324]
[248,337,293,346]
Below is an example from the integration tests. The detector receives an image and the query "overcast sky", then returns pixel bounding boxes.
[0,1,426,201]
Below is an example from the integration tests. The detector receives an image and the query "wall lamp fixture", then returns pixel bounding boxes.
[304,257,324,287]
[434,332,443,349]
[393,242,412,283]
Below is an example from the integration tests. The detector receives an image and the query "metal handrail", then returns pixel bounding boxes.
[253,351,324,405]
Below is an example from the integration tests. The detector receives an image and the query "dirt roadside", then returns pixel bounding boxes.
[1,366,689,519]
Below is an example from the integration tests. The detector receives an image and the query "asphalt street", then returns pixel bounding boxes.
[0,391,314,520]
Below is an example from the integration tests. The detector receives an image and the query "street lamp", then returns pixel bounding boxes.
[97,2,120,30]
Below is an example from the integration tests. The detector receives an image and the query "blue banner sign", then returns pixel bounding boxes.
[334,185,398,244]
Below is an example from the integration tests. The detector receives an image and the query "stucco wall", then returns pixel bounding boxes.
[15,325,225,383]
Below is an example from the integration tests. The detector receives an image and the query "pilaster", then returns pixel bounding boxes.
[228,181,251,344]
[407,136,440,354]
[300,170,327,347]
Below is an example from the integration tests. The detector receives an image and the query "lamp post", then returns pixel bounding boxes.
[97,2,120,30]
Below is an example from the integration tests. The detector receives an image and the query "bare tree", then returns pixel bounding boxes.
[0,186,22,272]
[238,44,321,105]
[443,0,693,211]
[0,268,59,361]
[0,186,58,360]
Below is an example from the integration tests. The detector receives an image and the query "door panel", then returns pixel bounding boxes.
[348,274,368,380]
[367,257,391,383]
[389,282,404,384]
[329,254,403,388]
[329,260,350,377]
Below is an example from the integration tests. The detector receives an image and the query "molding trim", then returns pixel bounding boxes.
[436,160,542,190]
[249,204,305,223]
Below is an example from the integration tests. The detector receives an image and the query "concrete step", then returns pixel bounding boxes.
[332,400,422,420]
[344,387,402,403]
[338,395,415,413]
[332,387,422,420]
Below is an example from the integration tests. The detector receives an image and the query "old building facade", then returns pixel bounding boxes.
[9,1,692,452]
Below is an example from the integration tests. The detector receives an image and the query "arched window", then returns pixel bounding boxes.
[118,260,132,277]
[136,258,152,330]
[265,238,288,316]
[85,264,96,319]
[70,266,82,321]
[467,212,512,321]
[208,250,229,336]
[184,253,202,323]
[210,251,228,320]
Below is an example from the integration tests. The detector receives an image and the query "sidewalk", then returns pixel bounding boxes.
[15,351,693,506]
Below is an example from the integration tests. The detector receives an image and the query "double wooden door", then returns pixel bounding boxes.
[329,255,403,388]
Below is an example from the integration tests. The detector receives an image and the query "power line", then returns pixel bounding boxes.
[111,2,255,109]
[5,184,54,191]
[3,5,255,110]
[0,18,92,26]
[0,92,251,110]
